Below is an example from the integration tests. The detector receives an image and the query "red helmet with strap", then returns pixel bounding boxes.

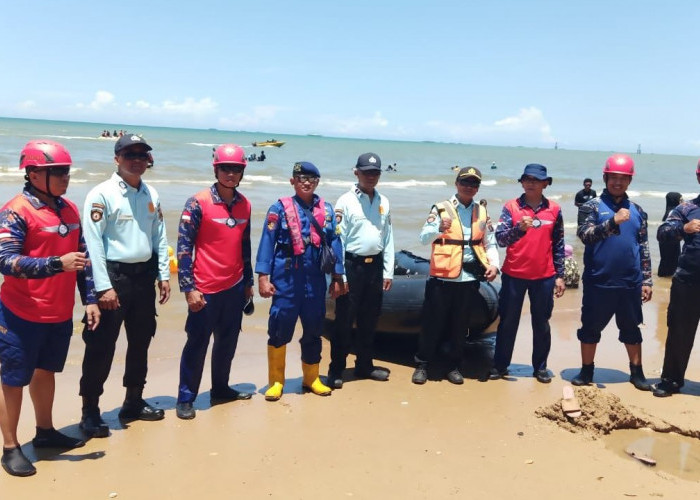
[212,144,247,167]
[19,140,72,169]
[603,154,634,176]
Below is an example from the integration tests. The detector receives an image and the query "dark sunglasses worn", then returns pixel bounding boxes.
[359,170,381,177]
[48,166,71,177]
[218,164,244,174]
[294,175,319,184]
[458,178,480,187]
[121,151,150,161]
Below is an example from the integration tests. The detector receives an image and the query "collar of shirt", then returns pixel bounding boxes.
[22,187,67,211]
[352,184,380,201]
[600,188,629,207]
[209,184,241,205]
[293,193,320,210]
[450,194,474,210]
[111,171,144,195]
[516,193,549,212]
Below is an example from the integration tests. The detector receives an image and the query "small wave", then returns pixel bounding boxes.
[187,142,217,148]
[40,134,109,141]
[245,175,273,182]
[481,179,497,186]
[381,180,448,188]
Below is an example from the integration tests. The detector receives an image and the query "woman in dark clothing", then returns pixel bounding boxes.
[657,192,683,276]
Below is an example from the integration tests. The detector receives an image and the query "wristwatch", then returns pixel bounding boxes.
[48,256,63,273]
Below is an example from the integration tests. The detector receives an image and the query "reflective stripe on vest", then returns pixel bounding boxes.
[429,200,490,279]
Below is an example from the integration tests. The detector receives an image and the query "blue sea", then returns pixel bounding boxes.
[0,116,697,265]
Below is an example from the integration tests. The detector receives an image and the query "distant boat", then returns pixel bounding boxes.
[252,140,285,148]
[490,161,497,169]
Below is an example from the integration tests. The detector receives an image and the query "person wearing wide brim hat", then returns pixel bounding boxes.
[489,163,565,384]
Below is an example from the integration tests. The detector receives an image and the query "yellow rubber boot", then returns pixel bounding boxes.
[302,362,332,396]
[264,345,286,401]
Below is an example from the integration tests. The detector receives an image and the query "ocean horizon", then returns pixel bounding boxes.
[1,115,697,266]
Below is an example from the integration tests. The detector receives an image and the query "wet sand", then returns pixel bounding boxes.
[1,279,700,498]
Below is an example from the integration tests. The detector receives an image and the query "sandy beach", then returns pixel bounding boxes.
[1,276,699,499]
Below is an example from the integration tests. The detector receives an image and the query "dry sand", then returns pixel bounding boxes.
[1,279,699,499]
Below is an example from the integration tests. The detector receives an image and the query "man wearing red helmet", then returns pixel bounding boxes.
[653,160,700,397]
[572,154,653,390]
[174,144,254,419]
[0,140,100,477]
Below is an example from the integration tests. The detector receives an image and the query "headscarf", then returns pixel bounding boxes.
[662,192,682,221]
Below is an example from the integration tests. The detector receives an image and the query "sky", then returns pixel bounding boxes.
[1,0,699,154]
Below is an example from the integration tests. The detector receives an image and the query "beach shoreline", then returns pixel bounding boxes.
[1,282,699,498]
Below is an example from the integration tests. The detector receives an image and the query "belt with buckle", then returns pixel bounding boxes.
[345,252,381,264]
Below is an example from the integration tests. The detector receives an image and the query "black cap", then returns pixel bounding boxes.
[115,134,152,154]
[356,153,382,171]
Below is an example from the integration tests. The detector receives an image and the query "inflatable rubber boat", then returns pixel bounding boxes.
[326,250,500,336]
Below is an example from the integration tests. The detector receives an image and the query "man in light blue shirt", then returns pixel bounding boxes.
[328,153,395,388]
[79,135,170,437]
[412,167,499,385]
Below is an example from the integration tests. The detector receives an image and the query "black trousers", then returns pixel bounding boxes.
[660,277,700,385]
[79,266,157,397]
[329,254,383,375]
[416,278,480,365]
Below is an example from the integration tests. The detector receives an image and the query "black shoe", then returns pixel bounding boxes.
[210,387,254,404]
[175,402,196,420]
[652,380,681,398]
[446,368,464,385]
[80,408,110,438]
[1,447,36,477]
[571,364,594,386]
[412,363,428,385]
[32,427,85,449]
[355,368,389,382]
[488,367,508,380]
[629,363,651,391]
[119,399,165,421]
[327,373,343,389]
[534,369,552,384]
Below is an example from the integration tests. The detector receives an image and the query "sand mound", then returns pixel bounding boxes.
[535,386,700,440]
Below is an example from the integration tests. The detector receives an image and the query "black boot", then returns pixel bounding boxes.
[571,363,594,386]
[118,387,164,421]
[412,362,428,385]
[629,363,651,391]
[32,427,85,449]
[1,447,35,477]
[80,396,110,438]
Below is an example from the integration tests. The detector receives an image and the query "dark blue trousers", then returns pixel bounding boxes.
[177,282,245,404]
[493,273,555,372]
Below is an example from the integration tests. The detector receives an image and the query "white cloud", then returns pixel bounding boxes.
[426,106,556,146]
[89,90,115,110]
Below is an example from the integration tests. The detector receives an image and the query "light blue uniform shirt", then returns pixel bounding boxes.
[83,172,170,292]
[335,185,395,280]
[419,195,499,282]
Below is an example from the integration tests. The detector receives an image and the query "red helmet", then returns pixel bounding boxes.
[212,144,247,167]
[696,159,700,175]
[19,140,72,170]
[603,154,635,176]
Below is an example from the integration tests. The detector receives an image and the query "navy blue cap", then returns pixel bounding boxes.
[356,152,382,171]
[518,163,552,185]
[115,134,152,154]
[292,161,320,177]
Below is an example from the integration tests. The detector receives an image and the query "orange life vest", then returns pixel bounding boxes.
[429,200,490,279]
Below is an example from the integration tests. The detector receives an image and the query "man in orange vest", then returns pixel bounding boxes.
[412,167,500,385]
